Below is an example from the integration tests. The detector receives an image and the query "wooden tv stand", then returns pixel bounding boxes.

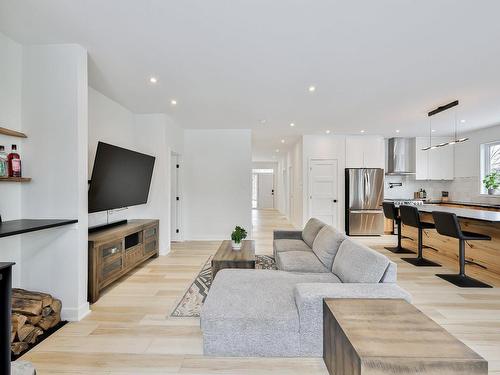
[88,219,159,303]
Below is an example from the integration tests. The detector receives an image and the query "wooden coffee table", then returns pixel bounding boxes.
[323,298,487,375]
[211,240,255,280]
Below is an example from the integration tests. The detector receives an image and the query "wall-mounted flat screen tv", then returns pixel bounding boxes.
[88,142,155,213]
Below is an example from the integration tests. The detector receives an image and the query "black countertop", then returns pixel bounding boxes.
[0,219,78,238]
[418,205,500,222]
[0,262,15,270]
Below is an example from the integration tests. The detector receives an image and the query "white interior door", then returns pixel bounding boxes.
[257,173,274,209]
[308,159,338,226]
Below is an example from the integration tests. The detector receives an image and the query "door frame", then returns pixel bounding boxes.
[307,158,340,228]
[171,152,182,242]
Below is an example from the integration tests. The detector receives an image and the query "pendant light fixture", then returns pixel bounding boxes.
[421,100,469,151]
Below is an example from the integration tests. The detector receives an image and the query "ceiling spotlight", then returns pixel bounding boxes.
[325,130,331,134]
[395,130,400,133]
[275,149,280,153]
[281,139,285,143]
[308,86,316,92]
[170,99,177,106]
[431,129,436,133]
[290,123,295,127]
[460,119,466,123]
[149,77,158,84]
[260,119,267,125]
[360,130,365,133]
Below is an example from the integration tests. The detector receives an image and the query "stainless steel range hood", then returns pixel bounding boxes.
[386,138,416,175]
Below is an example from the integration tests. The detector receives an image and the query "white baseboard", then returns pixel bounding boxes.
[61,301,90,321]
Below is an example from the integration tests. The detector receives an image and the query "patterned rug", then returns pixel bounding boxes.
[170,255,276,317]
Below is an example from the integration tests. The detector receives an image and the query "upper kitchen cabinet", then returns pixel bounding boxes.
[346,136,385,169]
[415,137,454,180]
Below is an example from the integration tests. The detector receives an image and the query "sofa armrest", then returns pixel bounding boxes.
[273,230,302,240]
[293,283,411,356]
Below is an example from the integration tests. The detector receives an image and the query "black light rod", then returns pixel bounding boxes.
[428,100,459,117]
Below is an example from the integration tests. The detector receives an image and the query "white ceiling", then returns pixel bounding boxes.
[1,0,500,161]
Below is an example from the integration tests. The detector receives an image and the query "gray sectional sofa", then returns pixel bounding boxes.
[201,218,411,357]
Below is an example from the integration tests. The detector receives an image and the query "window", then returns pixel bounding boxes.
[480,141,500,194]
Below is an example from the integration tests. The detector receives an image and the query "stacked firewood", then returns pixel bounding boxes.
[10,288,62,356]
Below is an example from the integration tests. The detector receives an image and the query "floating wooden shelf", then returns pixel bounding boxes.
[0,127,27,138]
[0,177,31,183]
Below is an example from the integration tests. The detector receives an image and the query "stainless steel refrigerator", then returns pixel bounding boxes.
[345,168,384,235]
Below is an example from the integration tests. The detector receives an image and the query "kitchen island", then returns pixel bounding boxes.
[401,204,500,286]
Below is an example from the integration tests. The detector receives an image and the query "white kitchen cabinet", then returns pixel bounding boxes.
[415,137,454,180]
[346,136,385,169]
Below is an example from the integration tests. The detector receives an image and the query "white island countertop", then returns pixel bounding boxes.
[418,204,500,223]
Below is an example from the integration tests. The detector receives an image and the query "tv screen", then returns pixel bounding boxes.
[88,142,155,213]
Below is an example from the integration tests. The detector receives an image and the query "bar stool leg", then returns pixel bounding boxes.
[384,219,413,254]
[402,228,441,267]
[437,239,492,288]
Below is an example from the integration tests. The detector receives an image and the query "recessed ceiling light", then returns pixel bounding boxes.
[170,99,177,106]
[360,130,365,133]
[308,85,316,92]
[325,130,331,134]
[290,123,295,127]
[281,139,285,144]
[149,77,158,84]
[275,149,280,153]
[396,130,400,133]
[460,119,466,123]
[431,129,436,133]
[260,119,267,125]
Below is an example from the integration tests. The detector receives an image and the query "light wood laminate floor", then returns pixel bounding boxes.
[20,209,500,374]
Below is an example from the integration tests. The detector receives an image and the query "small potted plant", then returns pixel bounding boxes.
[231,226,247,250]
[483,171,500,195]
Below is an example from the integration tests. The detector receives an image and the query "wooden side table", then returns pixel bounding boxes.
[323,298,487,375]
[212,240,255,280]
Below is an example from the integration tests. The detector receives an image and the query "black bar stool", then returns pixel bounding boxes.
[399,205,442,267]
[382,202,413,254]
[432,211,492,288]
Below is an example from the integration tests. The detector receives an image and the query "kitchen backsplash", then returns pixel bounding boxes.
[384,175,500,204]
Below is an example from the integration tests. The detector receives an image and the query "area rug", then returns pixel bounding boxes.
[170,255,276,318]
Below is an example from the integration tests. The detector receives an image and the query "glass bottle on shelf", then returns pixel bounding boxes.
[8,144,21,178]
[0,146,8,177]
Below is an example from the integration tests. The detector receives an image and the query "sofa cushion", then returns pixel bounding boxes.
[331,238,390,283]
[201,269,341,356]
[301,218,326,248]
[312,225,347,269]
[276,251,334,273]
[273,239,312,254]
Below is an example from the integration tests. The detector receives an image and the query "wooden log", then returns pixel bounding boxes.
[17,324,37,342]
[24,327,43,344]
[11,342,29,356]
[12,288,52,307]
[50,299,62,314]
[41,306,53,317]
[38,312,61,331]
[12,297,42,316]
[26,315,42,325]
[11,313,27,333]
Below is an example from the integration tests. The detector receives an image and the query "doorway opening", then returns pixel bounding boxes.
[251,168,274,209]
[171,152,182,242]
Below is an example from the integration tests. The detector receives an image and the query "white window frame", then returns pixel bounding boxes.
[480,141,500,195]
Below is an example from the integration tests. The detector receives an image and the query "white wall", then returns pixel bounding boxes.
[0,34,90,320]
[0,32,23,286]
[87,88,184,254]
[183,129,252,240]
[20,44,89,320]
